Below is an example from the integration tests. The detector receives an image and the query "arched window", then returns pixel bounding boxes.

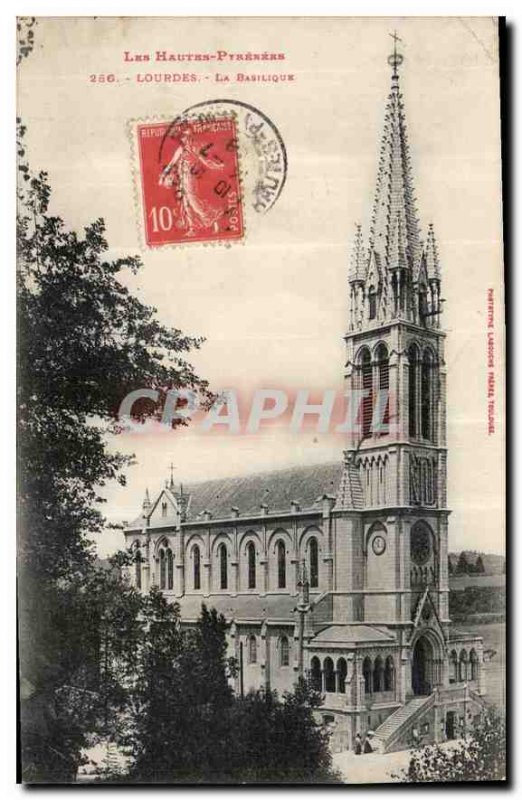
[421,349,433,441]
[219,543,228,590]
[324,657,335,693]
[248,635,257,664]
[247,542,256,590]
[392,272,399,315]
[362,657,372,694]
[159,548,166,589]
[368,285,377,320]
[426,459,434,504]
[135,546,142,589]
[384,656,395,691]
[337,658,347,694]
[470,649,479,681]
[280,636,290,667]
[373,656,384,692]
[161,501,168,518]
[193,544,201,591]
[361,349,373,438]
[410,521,433,568]
[309,537,319,588]
[277,540,286,589]
[419,285,428,323]
[459,650,468,682]
[310,656,322,692]
[375,343,389,436]
[408,344,419,438]
[167,548,174,590]
[449,650,458,684]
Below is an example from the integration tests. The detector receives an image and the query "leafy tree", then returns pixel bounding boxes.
[449,586,505,620]
[19,553,144,782]
[224,679,336,783]
[17,124,209,782]
[121,602,337,784]
[123,589,184,780]
[455,552,469,575]
[126,600,236,782]
[475,555,485,574]
[397,708,506,783]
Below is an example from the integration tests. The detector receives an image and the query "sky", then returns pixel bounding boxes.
[17,16,505,555]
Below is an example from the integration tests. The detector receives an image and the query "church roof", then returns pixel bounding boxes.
[448,628,484,644]
[182,462,342,520]
[310,624,396,646]
[336,453,364,510]
[173,593,298,623]
[127,462,344,529]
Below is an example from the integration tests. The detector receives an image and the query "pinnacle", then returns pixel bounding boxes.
[424,224,441,280]
[349,223,366,282]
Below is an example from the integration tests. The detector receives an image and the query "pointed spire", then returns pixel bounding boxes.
[369,38,421,276]
[424,223,441,280]
[142,487,151,512]
[349,223,366,282]
[169,462,175,491]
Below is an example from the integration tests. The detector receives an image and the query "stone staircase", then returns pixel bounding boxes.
[372,694,434,753]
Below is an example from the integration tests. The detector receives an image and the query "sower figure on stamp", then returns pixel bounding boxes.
[159,125,225,236]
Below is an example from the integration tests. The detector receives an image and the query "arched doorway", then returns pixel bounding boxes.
[310,656,322,692]
[445,711,456,740]
[412,636,433,696]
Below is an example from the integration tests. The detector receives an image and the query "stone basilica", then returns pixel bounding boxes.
[125,47,486,753]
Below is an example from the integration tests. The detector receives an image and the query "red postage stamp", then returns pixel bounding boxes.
[136,117,244,246]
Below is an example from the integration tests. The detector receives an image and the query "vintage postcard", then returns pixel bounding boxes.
[17,16,506,784]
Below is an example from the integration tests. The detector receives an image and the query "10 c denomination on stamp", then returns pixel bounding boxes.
[136,117,243,246]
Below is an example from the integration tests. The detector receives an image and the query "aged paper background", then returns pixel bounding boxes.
[17,16,504,555]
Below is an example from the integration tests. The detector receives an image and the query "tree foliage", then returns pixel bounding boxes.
[475,555,485,574]
[119,601,336,784]
[17,125,209,782]
[455,552,470,575]
[19,553,144,782]
[449,586,505,621]
[223,679,336,783]
[397,708,506,783]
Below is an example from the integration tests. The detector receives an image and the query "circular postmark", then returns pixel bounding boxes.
[159,99,287,216]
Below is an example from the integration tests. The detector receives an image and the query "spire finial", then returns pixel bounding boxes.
[169,462,175,490]
[388,30,404,78]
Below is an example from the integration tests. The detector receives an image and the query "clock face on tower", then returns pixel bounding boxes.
[372,535,386,556]
[411,527,431,565]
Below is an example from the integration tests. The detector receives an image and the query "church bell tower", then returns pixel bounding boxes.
[340,38,450,645]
